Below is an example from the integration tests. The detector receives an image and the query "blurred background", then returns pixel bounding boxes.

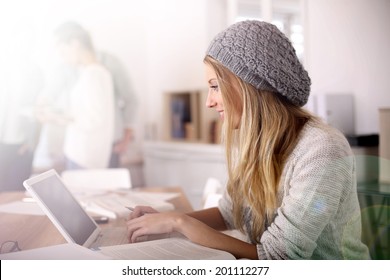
[0,0,389,259]
[0,1,389,250]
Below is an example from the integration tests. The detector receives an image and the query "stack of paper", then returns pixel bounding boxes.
[99,237,236,260]
[77,192,176,219]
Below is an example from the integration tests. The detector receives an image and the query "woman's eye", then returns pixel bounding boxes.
[210,85,219,92]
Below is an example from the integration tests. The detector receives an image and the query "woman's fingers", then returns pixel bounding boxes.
[129,226,150,243]
[126,212,180,243]
[128,205,158,220]
[126,214,157,243]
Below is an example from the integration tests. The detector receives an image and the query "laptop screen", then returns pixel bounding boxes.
[23,170,99,246]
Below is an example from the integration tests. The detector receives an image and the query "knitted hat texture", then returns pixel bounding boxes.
[206,20,311,107]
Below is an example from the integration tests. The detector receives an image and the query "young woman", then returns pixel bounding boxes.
[126,20,370,259]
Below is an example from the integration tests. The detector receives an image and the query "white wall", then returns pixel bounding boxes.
[305,0,390,134]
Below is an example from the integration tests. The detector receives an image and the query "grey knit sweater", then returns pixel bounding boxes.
[218,119,370,259]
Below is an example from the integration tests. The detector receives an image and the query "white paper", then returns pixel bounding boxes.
[99,237,235,260]
[0,201,44,216]
[78,192,176,219]
[136,192,180,201]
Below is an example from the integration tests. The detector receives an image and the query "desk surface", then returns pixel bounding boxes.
[0,187,193,252]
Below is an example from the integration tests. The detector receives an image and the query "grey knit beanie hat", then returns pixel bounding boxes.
[206,20,311,107]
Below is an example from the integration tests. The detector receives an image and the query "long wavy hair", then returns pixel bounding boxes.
[204,56,314,242]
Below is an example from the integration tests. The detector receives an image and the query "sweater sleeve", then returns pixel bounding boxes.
[257,126,355,259]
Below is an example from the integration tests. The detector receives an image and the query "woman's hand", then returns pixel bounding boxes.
[128,205,158,220]
[126,206,226,245]
[126,206,259,259]
[126,210,184,243]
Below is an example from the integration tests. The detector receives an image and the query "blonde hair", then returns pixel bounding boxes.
[204,56,314,242]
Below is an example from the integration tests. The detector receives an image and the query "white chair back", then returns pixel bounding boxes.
[202,177,223,209]
[61,168,132,191]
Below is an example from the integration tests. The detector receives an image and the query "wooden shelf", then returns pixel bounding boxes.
[163,89,221,143]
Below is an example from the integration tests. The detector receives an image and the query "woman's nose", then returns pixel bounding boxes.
[206,92,216,108]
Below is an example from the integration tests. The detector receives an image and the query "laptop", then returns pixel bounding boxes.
[21,169,235,260]
[23,169,127,249]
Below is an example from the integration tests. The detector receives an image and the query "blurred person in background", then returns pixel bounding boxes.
[37,21,137,169]
[0,24,44,191]
[38,21,115,170]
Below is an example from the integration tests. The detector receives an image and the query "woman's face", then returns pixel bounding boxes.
[204,63,242,127]
[205,63,225,120]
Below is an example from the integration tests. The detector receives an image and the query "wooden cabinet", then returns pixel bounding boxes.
[143,141,228,209]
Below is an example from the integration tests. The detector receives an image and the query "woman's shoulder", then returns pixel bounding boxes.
[294,118,353,158]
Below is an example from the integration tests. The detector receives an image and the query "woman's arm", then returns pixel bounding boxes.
[127,206,227,231]
[175,212,258,259]
[186,207,228,231]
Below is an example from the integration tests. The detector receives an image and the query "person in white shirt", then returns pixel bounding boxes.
[52,22,114,169]
[37,49,137,169]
